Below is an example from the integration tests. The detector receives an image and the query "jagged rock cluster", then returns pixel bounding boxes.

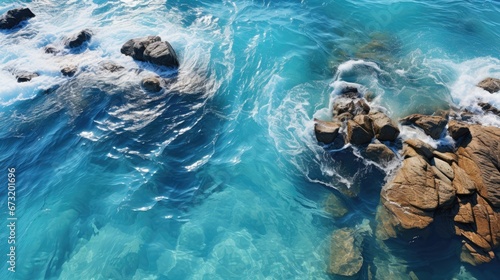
[1,7,179,92]
[316,78,500,277]
[377,121,500,266]
[314,86,399,166]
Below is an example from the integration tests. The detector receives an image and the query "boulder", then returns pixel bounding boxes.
[121,36,161,61]
[64,29,92,48]
[141,76,162,92]
[333,99,355,116]
[477,77,500,93]
[121,36,180,68]
[324,194,348,218]
[404,139,434,159]
[347,120,373,145]
[44,44,59,54]
[448,120,470,140]
[99,61,124,73]
[364,143,396,164]
[143,41,180,68]
[369,111,399,141]
[314,119,342,145]
[401,114,447,139]
[15,71,38,82]
[478,102,500,117]
[61,65,77,77]
[0,8,35,29]
[328,228,363,277]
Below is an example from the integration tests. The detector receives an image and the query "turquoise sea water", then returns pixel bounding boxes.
[1,0,500,279]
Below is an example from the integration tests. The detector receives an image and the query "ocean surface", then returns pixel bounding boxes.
[1,0,500,279]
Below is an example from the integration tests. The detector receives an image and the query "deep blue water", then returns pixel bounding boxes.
[1,0,500,279]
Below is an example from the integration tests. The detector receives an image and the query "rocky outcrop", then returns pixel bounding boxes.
[61,65,77,77]
[99,61,125,73]
[0,8,35,29]
[478,102,500,117]
[477,77,500,93]
[64,29,92,49]
[328,228,363,277]
[363,143,396,164]
[328,220,372,277]
[400,114,447,139]
[369,111,400,141]
[376,122,500,265]
[141,76,162,92]
[15,71,39,82]
[314,119,344,148]
[121,36,179,68]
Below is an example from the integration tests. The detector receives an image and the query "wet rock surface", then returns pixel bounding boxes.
[0,7,35,29]
[121,36,179,68]
[477,77,500,93]
[64,29,92,49]
[15,71,39,82]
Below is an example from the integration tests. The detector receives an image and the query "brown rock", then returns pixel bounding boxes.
[435,179,455,208]
[457,125,500,207]
[325,194,348,218]
[334,112,353,122]
[401,114,448,139]
[452,163,476,195]
[328,228,363,276]
[448,120,470,140]
[477,77,500,93]
[364,143,396,164]
[356,99,371,114]
[314,120,342,144]
[460,242,495,266]
[432,157,454,180]
[432,151,458,165]
[404,139,434,159]
[347,120,373,145]
[333,99,355,116]
[369,111,400,141]
[354,114,373,135]
[473,195,494,245]
[454,202,474,224]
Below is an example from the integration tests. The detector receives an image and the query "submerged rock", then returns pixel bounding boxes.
[364,143,396,164]
[61,65,77,77]
[15,71,39,82]
[324,193,348,218]
[121,36,180,68]
[0,8,35,29]
[99,61,125,73]
[328,228,363,276]
[141,76,162,92]
[64,29,92,49]
[400,114,447,139]
[477,77,500,93]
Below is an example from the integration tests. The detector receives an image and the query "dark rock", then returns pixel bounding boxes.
[143,41,180,68]
[15,71,38,82]
[369,111,400,141]
[448,120,470,140]
[61,65,77,77]
[347,120,373,145]
[64,29,92,49]
[401,114,447,139]
[364,143,396,164]
[333,99,355,116]
[353,114,373,135]
[477,77,500,93]
[99,61,125,73]
[356,99,371,114]
[0,8,35,29]
[121,36,161,61]
[141,76,162,92]
[44,45,59,54]
[314,119,341,144]
[478,102,500,117]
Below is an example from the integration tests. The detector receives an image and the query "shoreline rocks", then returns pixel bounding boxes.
[64,29,92,49]
[15,71,39,82]
[0,8,35,29]
[121,36,180,68]
[477,77,500,93]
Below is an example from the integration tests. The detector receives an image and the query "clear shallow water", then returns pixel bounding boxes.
[1,0,500,279]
